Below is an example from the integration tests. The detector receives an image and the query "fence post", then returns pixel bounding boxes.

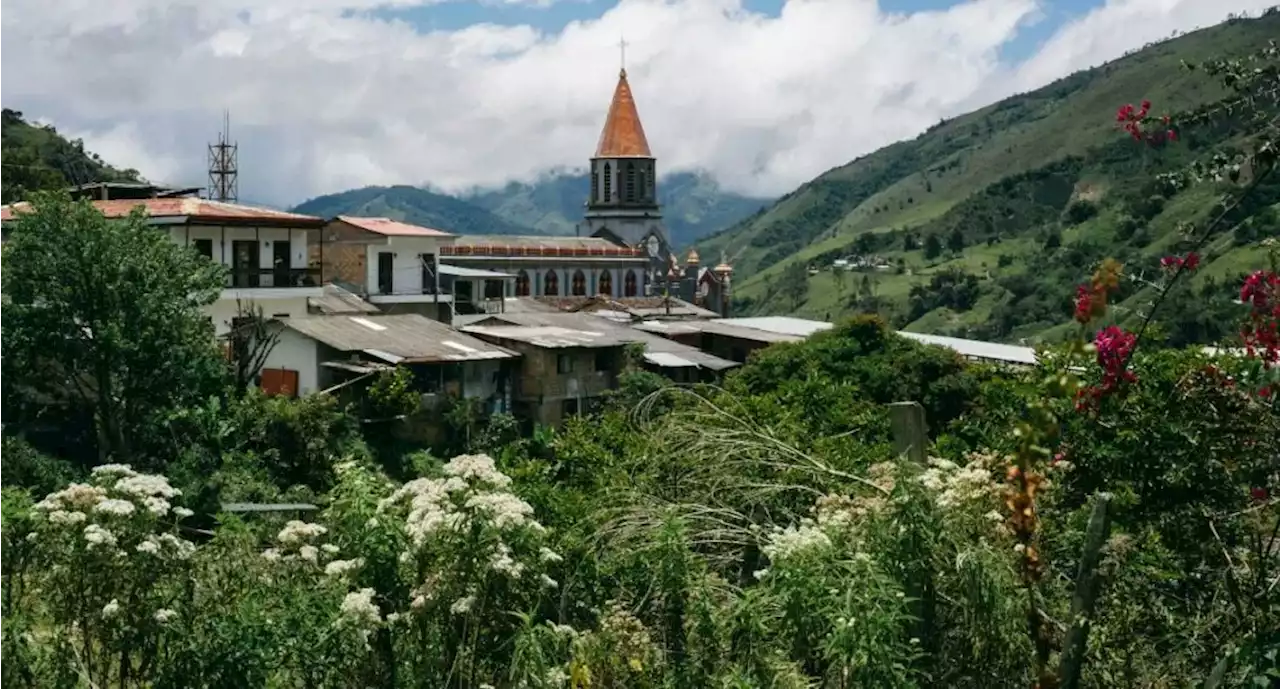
[888,401,928,464]
[1058,492,1113,689]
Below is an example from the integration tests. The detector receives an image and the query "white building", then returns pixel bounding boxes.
[317,215,520,321]
[1,196,328,336]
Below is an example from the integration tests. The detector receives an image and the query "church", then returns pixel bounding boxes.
[438,67,734,314]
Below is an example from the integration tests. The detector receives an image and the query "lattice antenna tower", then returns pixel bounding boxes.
[207,110,238,202]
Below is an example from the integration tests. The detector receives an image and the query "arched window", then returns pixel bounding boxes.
[515,270,530,297]
[544,270,559,296]
[625,162,637,203]
[603,163,612,203]
[598,270,613,296]
[571,270,587,296]
[624,270,638,297]
[637,168,646,203]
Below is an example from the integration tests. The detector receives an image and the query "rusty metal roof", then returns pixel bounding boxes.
[1,198,325,227]
[308,284,381,315]
[633,319,804,344]
[280,314,516,363]
[595,69,653,158]
[336,215,453,237]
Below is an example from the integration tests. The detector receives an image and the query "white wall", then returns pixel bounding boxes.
[169,225,310,279]
[258,326,321,396]
[207,296,313,337]
[462,360,503,400]
[366,236,454,295]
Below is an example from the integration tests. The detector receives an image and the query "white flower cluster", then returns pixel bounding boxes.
[37,465,189,525]
[379,454,560,614]
[324,558,364,578]
[262,520,339,566]
[917,454,1003,509]
[134,533,196,560]
[339,588,382,627]
[762,523,833,560]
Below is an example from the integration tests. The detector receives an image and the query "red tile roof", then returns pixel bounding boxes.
[595,69,653,158]
[336,215,453,237]
[0,198,324,226]
[441,234,644,258]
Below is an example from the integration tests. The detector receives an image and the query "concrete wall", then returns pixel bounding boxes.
[367,236,455,296]
[257,325,322,395]
[207,295,313,337]
[169,225,311,280]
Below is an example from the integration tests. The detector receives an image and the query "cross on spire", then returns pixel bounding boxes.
[619,36,629,73]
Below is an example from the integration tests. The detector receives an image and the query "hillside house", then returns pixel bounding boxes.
[257,313,518,412]
[460,322,631,426]
[0,197,328,336]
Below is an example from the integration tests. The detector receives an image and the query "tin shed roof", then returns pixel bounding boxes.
[280,314,516,363]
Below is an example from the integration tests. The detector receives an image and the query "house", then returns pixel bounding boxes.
[257,313,518,412]
[459,322,632,426]
[1,196,328,336]
[314,215,520,321]
[466,311,738,384]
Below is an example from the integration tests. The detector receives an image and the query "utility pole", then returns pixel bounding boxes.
[207,110,238,202]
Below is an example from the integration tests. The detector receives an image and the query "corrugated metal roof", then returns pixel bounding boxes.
[462,324,628,349]
[644,351,697,368]
[470,312,738,370]
[281,314,516,363]
[337,215,452,237]
[897,331,1038,365]
[715,317,835,338]
[633,319,803,344]
[308,284,381,314]
[438,264,515,279]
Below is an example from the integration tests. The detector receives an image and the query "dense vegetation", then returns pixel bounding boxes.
[1,109,141,203]
[292,172,769,248]
[700,10,1280,343]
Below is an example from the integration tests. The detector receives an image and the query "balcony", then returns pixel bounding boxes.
[221,267,324,301]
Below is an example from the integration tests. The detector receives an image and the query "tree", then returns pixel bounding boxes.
[946,228,966,253]
[779,262,809,308]
[923,234,943,259]
[2,193,227,467]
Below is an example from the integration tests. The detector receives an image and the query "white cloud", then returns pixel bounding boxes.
[0,0,1271,208]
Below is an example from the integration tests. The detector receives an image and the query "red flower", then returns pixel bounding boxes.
[1251,487,1269,502]
[1167,129,1177,142]
[1140,99,1151,111]
[1183,252,1199,271]
[1073,285,1093,324]
[1092,326,1138,395]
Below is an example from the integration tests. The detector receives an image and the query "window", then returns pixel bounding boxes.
[561,398,579,418]
[544,270,559,296]
[637,169,646,203]
[624,270,638,297]
[591,169,600,204]
[594,349,612,372]
[598,270,612,296]
[603,163,612,202]
[515,270,531,297]
[571,270,586,296]
[557,353,574,374]
[625,162,636,203]
[193,238,213,259]
[377,252,394,294]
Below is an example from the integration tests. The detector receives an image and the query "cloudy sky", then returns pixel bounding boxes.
[2,0,1272,207]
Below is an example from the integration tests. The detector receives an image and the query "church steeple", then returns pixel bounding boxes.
[588,69,658,211]
[581,65,668,297]
[595,69,653,159]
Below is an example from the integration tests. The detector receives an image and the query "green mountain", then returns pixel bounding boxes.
[464,171,771,248]
[291,185,536,236]
[1,109,142,204]
[697,11,1280,346]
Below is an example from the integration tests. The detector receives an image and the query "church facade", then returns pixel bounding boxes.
[439,68,732,313]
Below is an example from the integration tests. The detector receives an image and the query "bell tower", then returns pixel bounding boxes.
[579,64,670,291]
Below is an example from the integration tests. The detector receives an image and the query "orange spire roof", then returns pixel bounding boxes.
[595,69,652,158]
